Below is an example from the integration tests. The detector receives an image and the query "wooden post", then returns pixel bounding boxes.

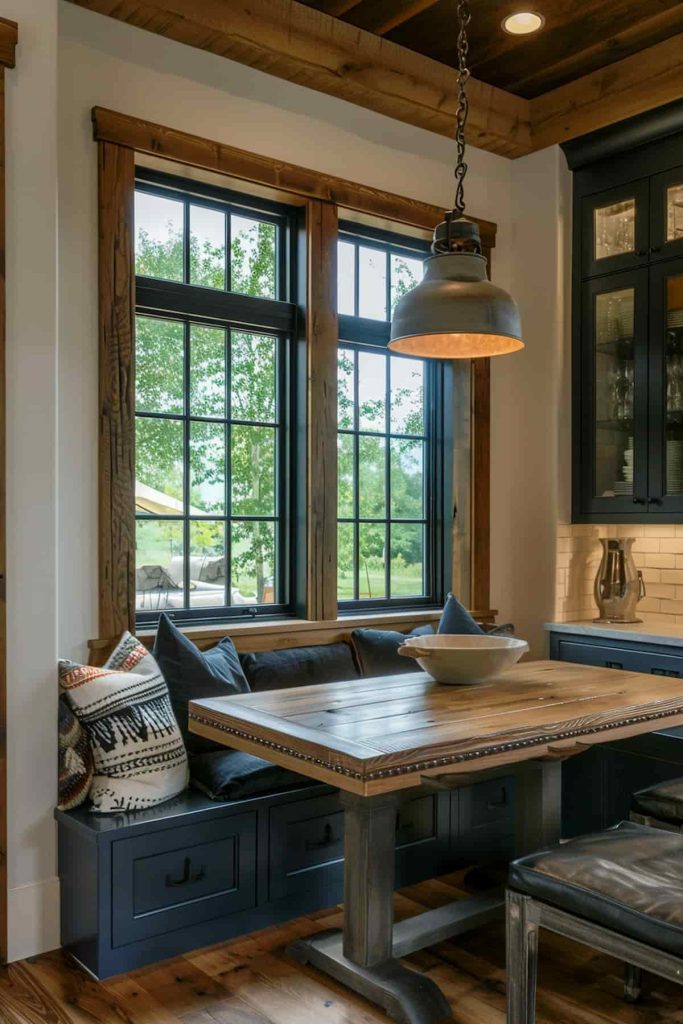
[98,141,136,638]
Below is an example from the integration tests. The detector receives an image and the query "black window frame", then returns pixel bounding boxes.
[133,166,301,628]
[337,221,453,612]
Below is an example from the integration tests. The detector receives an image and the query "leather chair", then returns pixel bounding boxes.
[631,777,683,832]
[506,821,683,1024]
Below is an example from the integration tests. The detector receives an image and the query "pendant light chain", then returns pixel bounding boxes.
[453,0,471,218]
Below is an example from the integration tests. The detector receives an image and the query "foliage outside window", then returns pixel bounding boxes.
[133,171,294,624]
[336,228,450,609]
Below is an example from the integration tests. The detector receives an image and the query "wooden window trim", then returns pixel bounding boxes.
[95,107,493,647]
[0,15,18,966]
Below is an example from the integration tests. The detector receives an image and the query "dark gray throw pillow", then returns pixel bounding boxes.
[240,642,360,692]
[352,624,434,677]
[437,593,485,635]
[153,613,250,755]
[191,749,314,801]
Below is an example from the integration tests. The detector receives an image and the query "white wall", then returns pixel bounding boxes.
[490,147,573,656]
[0,0,569,959]
[3,0,60,962]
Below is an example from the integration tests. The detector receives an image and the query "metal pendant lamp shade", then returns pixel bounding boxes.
[389,0,524,360]
[389,248,523,359]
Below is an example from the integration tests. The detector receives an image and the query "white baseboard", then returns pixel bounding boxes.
[7,876,60,962]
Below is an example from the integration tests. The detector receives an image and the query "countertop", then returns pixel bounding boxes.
[545,620,683,647]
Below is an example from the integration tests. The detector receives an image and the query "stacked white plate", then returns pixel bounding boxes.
[668,438,683,493]
[613,436,634,495]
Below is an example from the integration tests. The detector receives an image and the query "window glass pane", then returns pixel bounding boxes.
[337,522,355,601]
[358,350,386,432]
[231,215,277,299]
[390,356,425,435]
[594,199,635,260]
[338,433,355,519]
[338,348,355,430]
[358,246,387,320]
[390,253,424,314]
[136,520,184,610]
[665,274,683,496]
[135,191,184,281]
[231,333,276,423]
[190,421,225,514]
[390,523,424,598]
[136,316,184,415]
[338,240,356,315]
[231,520,275,604]
[358,523,386,600]
[189,521,225,608]
[231,426,276,515]
[190,325,226,418]
[136,418,184,513]
[358,435,386,519]
[190,205,226,289]
[391,439,424,519]
[667,184,683,242]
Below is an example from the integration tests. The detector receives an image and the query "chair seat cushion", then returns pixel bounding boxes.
[240,642,360,692]
[509,821,683,957]
[631,777,683,826]
[190,749,316,801]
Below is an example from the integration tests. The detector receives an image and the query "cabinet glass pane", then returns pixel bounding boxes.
[594,199,636,261]
[665,274,683,495]
[594,288,635,499]
[667,184,683,243]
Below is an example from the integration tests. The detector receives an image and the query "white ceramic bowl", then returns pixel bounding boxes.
[397,633,529,685]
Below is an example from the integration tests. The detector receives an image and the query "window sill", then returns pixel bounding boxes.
[88,607,496,660]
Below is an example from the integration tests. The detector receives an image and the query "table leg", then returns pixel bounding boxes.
[514,759,563,856]
[288,790,453,1024]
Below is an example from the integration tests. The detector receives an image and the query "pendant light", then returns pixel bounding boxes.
[389,0,523,359]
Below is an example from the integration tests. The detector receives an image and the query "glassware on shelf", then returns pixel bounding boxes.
[594,199,636,260]
[667,183,683,242]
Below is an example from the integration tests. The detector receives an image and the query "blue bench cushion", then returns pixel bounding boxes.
[240,642,360,692]
[190,749,315,801]
[509,820,683,957]
[153,613,250,755]
[632,777,683,825]
[352,625,433,677]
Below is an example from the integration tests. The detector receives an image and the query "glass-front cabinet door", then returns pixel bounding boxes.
[649,258,683,513]
[580,271,648,516]
[582,180,649,279]
[651,167,683,262]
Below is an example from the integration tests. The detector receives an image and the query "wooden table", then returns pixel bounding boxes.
[190,661,683,1024]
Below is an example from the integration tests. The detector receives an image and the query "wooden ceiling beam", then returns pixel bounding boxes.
[365,0,441,37]
[65,0,532,159]
[530,30,683,151]
[65,0,683,159]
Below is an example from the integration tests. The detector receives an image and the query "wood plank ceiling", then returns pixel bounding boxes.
[301,0,683,99]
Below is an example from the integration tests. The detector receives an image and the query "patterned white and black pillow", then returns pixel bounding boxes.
[59,633,189,813]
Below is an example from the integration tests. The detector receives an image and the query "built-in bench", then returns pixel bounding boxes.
[58,613,516,979]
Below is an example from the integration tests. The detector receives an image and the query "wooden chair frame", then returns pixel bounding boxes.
[506,889,683,1024]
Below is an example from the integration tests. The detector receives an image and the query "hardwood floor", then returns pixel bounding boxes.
[2,871,682,1024]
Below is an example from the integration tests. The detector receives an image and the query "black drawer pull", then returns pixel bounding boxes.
[651,667,680,678]
[486,788,508,811]
[605,661,623,670]
[165,856,206,888]
[305,823,338,851]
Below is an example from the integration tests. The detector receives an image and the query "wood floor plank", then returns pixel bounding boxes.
[3,876,683,1024]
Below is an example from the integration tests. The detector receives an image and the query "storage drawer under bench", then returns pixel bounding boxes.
[112,812,257,946]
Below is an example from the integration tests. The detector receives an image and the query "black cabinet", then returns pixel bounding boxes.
[572,129,683,521]
[548,627,683,836]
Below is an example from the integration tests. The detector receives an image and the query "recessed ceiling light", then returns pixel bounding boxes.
[502,11,544,34]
